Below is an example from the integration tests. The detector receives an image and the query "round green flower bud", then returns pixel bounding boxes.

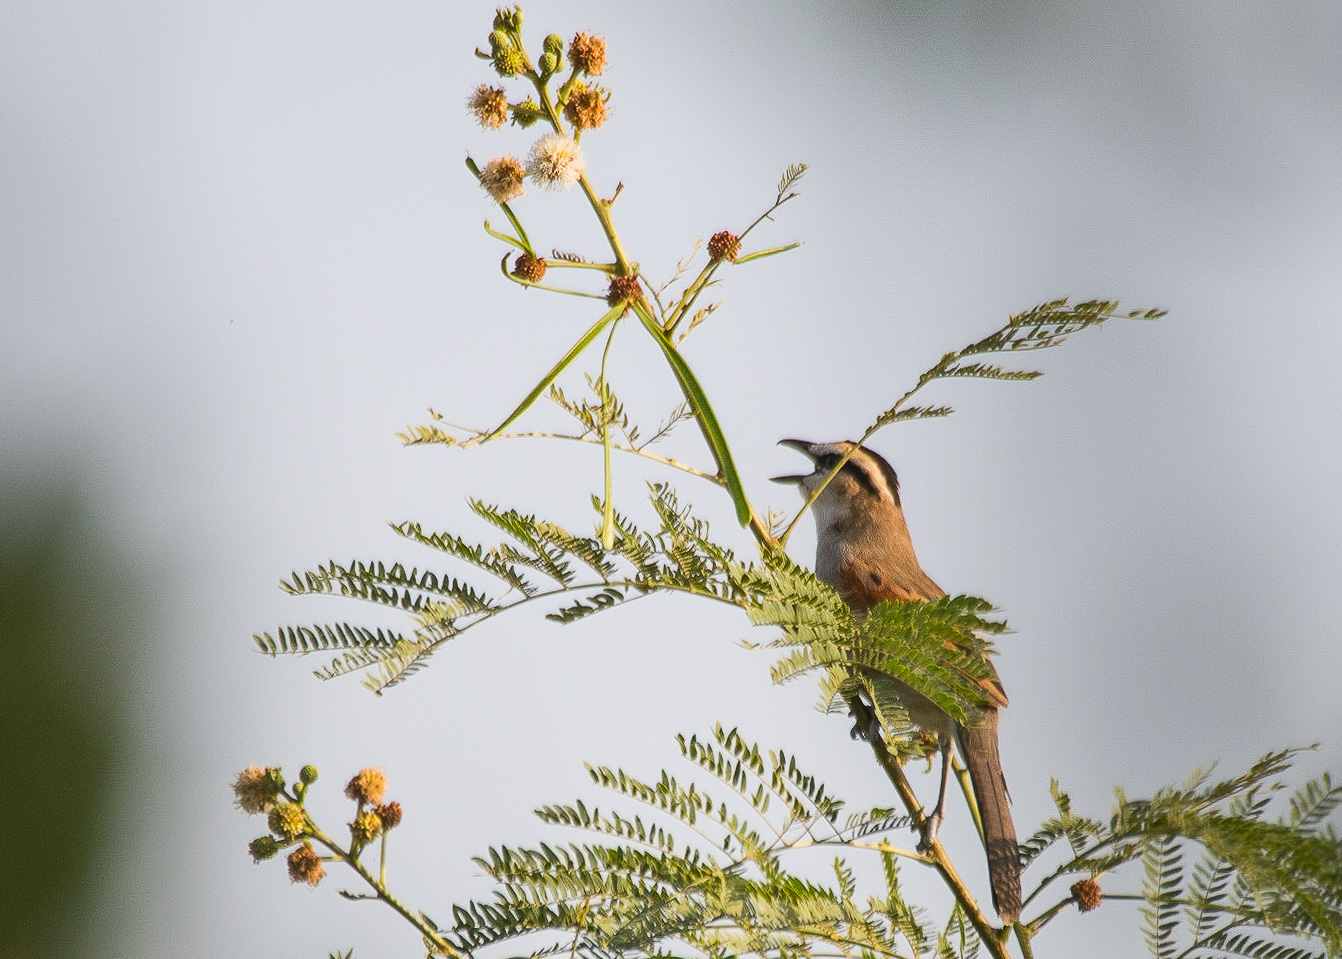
[249,835,281,862]
[538,51,558,76]
[493,48,525,77]
[543,33,564,55]
[299,764,319,785]
[488,30,509,53]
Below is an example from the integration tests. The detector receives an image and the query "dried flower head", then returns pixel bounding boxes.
[287,843,326,886]
[267,801,308,840]
[606,273,643,308]
[1071,877,1103,913]
[344,767,387,805]
[375,801,404,830]
[563,86,608,131]
[479,155,526,204]
[512,252,547,283]
[467,84,509,130]
[707,231,741,262]
[568,33,607,76]
[526,133,584,192]
[233,766,283,815]
[349,809,383,847]
[248,835,281,862]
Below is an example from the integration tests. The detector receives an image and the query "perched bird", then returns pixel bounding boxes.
[772,439,1021,924]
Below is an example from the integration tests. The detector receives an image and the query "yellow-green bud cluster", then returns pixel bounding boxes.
[492,47,525,78]
[509,98,543,129]
[249,835,281,862]
[493,6,522,32]
[349,809,383,848]
[267,802,308,840]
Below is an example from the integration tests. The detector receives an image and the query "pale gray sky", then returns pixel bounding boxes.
[4,1,1341,956]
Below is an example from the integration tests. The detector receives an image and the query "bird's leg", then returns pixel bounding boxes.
[917,736,953,854]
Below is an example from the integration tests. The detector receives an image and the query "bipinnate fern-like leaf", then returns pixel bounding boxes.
[745,564,1006,729]
[1018,747,1341,958]
[445,725,925,959]
[870,298,1165,432]
[1141,835,1183,959]
[375,726,1341,959]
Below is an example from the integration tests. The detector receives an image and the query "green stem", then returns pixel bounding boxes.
[598,320,619,549]
[1013,921,1035,959]
[307,825,458,956]
[844,696,1013,959]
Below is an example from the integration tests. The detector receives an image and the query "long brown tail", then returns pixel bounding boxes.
[957,712,1022,924]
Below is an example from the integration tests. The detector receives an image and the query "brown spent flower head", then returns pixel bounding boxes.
[526,133,584,192]
[287,843,326,886]
[512,252,547,283]
[479,155,526,204]
[233,766,283,814]
[467,84,509,130]
[1071,877,1103,913]
[248,835,281,862]
[375,801,403,830]
[707,231,741,262]
[345,767,387,805]
[349,809,383,847]
[267,801,308,840]
[568,33,606,76]
[606,273,644,308]
[563,86,608,131]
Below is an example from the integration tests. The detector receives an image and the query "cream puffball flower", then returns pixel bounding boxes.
[525,133,585,192]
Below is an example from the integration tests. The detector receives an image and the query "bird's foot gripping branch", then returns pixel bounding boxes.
[239,7,1341,959]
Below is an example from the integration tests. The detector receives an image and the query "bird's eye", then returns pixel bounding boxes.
[819,454,841,469]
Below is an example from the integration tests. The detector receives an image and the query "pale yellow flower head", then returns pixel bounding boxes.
[467,84,509,130]
[479,155,526,204]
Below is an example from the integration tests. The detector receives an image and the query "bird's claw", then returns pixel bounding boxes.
[916,809,943,854]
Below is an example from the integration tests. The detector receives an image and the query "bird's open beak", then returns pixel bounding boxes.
[770,438,817,484]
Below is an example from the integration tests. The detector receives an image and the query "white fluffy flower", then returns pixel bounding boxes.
[525,133,585,192]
